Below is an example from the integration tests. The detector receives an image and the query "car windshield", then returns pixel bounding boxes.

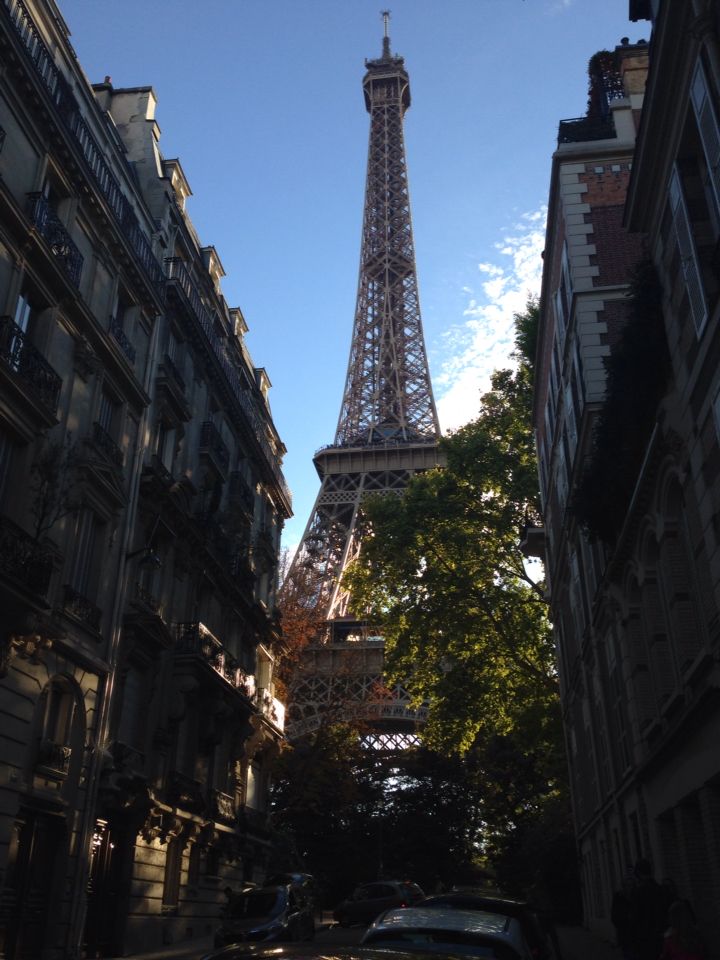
[228,889,284,918]
[363,931,520,960]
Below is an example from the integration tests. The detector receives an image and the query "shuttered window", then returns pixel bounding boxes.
[690,60,720,224]
[669,167,707,334]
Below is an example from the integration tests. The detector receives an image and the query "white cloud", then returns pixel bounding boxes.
[435,207,546,434]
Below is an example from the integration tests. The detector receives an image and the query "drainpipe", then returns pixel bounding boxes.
[67,293,163,958]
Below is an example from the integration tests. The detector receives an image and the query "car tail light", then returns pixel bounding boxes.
[400,902,408,908]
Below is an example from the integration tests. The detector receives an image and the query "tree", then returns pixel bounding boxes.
[343,299,576,905]
[345,298,554,755]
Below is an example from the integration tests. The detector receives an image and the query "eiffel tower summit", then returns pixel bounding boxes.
[286,14,443,746]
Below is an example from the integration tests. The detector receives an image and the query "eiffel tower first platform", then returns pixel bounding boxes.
[286,15,443,749]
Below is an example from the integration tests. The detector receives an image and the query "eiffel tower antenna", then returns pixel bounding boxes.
[286,19,442,746]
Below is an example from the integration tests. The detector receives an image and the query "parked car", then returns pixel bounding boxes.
[214,884,315,949]
[202,946,492,960]
[419,893,559,960]
[266,873,318,911]
[361,905,534,960]
[333,880,425,927]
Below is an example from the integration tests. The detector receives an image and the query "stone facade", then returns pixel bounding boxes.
[535,4,720,953]
[0,0,291,957]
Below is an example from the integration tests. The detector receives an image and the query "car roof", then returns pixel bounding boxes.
[202,947,495,960]
[367,907,512,937]
[422,895,530,914]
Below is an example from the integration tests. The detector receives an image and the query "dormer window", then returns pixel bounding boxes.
[201,246,225,292]
[255,368,271,402]
[163,158,192,212]
[230,308,248,341]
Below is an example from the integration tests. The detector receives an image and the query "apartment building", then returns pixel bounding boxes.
[0,0,290,956]
[535,1,720,951]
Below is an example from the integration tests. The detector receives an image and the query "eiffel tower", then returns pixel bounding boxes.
[286,14,442,749]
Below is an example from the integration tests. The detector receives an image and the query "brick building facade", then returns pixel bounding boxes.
[535,2,720,951]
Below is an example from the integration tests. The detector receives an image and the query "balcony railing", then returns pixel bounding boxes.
[174,621,254,695]
[0,316,62,415]
[199,420,230,474]
[210,789,237,824]
[229,470,256,516]
[27,193,83,287]
[36,738,72,775]
[255,688,285,732]
[3,0,164,290]
[165,257,290,508]
[161,353,185,392]
[92,421,124,468]
[134,580,161,614]
[557,115,616,145]
[62,583,102,630]
[143,454,173,486]
[109,315,136,364]
[254,525,277,560]
[0,515,53,595]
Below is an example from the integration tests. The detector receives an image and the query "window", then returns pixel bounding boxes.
[162,835,183,909]
[70,508,101,598]
[117,666,149,752]
[34,677,79,778]
[157,422,176,473]
[668,167,707,333]
[13,292,33,334]
[98,389,119,437]
[0,430,16,503]
[690,60,720,223]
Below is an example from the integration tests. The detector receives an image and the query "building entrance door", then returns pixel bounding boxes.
[0,808,65,959]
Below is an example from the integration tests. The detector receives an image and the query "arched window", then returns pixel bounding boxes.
[33,676,84,785]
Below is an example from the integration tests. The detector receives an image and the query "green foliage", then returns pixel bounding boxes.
[572,260,670,543]
[270,735,485,900]
[345,299,555,755]
[340,299,576,905]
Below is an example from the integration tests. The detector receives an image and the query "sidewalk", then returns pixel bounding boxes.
[108,935,214,960]
[556,924,620,960]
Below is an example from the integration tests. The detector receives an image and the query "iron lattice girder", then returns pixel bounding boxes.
[287,38,441,747]
[335,50,439,447]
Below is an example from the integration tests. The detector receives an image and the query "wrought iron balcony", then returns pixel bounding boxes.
[254,525,277,560]
[557,115,616,144]
[62,583,102,631]
[91,421,124,468]
[0,315,62,415]
[36,738,72,775]
[4,0,164,291]
[174,621,254,695]
[109,315,136,364]
[229,471,255,516]
[210,789,237,824]
[165,257,291,508]
[255,687,285,732]
[27,193,83,287]
[133,580,161,614]
[142,454,173,486]
[199,420,230,474]
[161,353,185,392]
[166,770,205,814]
[0,515,54,595]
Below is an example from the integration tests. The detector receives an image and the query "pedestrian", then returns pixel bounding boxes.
[627,858,668,960]
[660,900,704,960]
[611,869,635,959]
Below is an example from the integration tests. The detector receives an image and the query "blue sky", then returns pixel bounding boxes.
[59,0,644,551]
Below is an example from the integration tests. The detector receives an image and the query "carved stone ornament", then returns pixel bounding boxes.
[0,632,53,678]
[73,334,101,381]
